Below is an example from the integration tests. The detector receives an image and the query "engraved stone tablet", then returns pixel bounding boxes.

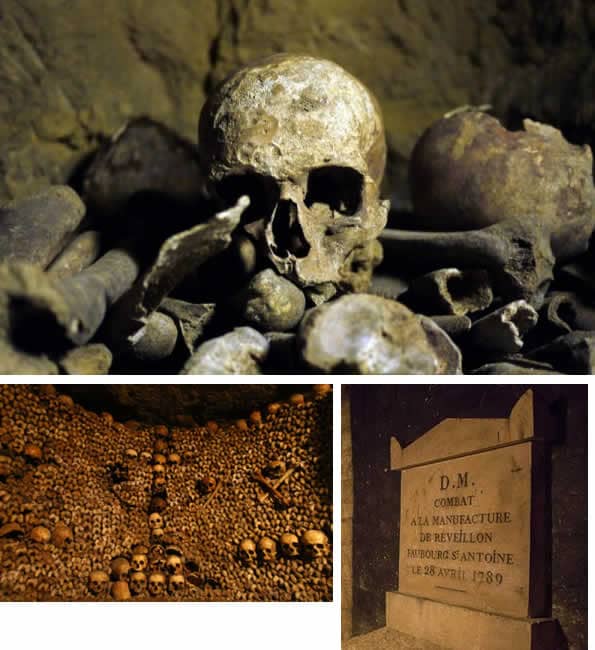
[386,391,558,650]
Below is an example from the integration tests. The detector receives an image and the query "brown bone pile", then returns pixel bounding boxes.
[2,55,593,373]
[0,384,332,601]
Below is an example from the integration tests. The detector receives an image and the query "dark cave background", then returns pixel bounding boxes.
[344,384,587,650]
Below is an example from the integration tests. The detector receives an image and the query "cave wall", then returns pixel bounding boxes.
[348,384,587,650]
[1,0,593,205]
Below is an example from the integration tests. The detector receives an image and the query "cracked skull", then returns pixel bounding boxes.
[199,54,388,292]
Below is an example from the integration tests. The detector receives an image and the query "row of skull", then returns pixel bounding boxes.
[89,570,185,597]
[88,544,187,598]
[239,530,329,565]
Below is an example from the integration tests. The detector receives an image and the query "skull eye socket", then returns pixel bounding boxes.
[304,166,363,216]
[216,172,280,223]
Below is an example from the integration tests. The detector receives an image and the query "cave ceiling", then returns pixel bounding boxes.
[59,384,311,424]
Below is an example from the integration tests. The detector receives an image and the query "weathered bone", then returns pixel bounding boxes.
[469,300,538,354]
[381,219,555,305]
[253,469,291,508]
[400,268,493,316]
[106,196,248,352]
[0,248,140,348]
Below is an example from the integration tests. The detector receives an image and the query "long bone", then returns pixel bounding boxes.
[380,219,556,305]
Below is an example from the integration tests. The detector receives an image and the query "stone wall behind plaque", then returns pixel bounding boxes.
[347,384,587,650]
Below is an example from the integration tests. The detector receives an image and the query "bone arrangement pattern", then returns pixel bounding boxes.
[0,385,332,601]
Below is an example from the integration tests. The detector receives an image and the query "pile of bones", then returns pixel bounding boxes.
[1,54,594,374]
[0,383,332,601]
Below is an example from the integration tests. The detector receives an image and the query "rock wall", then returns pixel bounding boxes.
[1,0,593,205]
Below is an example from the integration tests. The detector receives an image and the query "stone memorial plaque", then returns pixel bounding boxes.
[399,442,535,617]
[386,391,557,650]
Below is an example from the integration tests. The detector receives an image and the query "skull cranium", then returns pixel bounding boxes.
[168,574,185,594]
[148,572,167,597]
[88,570,109,595]
[279,533,300,559]
[166,555,183,576]
[148,513,163,531]
[301,529,329,560]
[131,553,148,572]
[152,464,166,480]
[257,536,277,564]
[129,571,147,596]
[199,54,388,292]
[238,538,256,566]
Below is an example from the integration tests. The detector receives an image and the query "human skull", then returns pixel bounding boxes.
[301,529,329,560]
[148,572,167,597]
[148,513,164,530]
[131,553,148,572]
[166,555,183,576]
[257,536,277,564]
[88,570,109,595]
[152,464,166,480]
[152,477,167,492]
[151,527,165,542]
[264,459,286,479]
[279,533,300,559]
[149,545,166,571]
[129,571,147,595]
[168,574,185,594]
[153,453,167,466]
[238,538,256,566]
[154,439,169,454]
[110,556,131,581]
[199,54,388,292]
[168,453,181,465]
[197,477,217,495]
[52,522,73,548]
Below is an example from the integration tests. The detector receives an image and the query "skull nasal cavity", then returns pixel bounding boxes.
[272,200,311,258]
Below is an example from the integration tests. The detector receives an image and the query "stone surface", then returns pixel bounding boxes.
[398,443,536,617]
[386,592,560,650]
[387,390,556,647]
[344,627,445,650]
[299,294,438,374]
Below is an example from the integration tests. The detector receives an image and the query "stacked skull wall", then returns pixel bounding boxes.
[0,384,332,601]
